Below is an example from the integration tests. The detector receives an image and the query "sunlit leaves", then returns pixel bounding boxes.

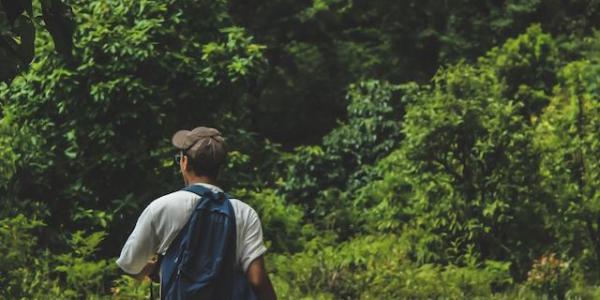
[200,27,266,85]
[536,56,600,271]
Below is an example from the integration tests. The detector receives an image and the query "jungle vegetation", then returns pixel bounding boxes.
[3,0,600,299]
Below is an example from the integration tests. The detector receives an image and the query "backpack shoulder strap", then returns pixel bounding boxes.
[181,184,234,217]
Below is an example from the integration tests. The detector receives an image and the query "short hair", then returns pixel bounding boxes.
[184,150,224,179]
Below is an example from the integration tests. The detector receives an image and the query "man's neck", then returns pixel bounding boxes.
[186,175,217,187]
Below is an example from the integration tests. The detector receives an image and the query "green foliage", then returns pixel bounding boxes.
[111,275,153,299]
[54,231,115,297]
[536,53,600,280]
[0,116,20,183]
[237,188,309,252]
[0,0,74,82]
[565,284,600,300]
[270,234,512,299]
[325,80,411,181]
[0,215,46,294]
[351,60,548,277]
[229,0,600,145]
[201,27,267,85]
[1,0,268,252]
[267,25,600,298]
[480,24,559,118]
[4,1,600,299]
[0,109,49,198]
[0,215,112,299]
[525,253,571,299]
[280,80,417,231]
[351,149,412,233]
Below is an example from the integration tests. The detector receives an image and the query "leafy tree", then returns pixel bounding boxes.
[228,0,600,146]
[0,0,266,254]
[4,1,600,298]
[536,51,600,279]
[278,80,418,240]
[480,24,559,120]
[355,62,549,277]
[0,0,74,82]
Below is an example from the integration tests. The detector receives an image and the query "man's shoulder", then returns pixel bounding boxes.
[147,189,259,223]
[229,198,259,221]
[147,190,197,213]
[229,198,252,210]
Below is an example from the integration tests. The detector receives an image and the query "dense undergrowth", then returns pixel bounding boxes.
[3,1,600,299]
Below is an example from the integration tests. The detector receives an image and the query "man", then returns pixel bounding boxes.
[116,126,277,300]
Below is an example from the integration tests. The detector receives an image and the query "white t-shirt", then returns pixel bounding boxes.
[116,183,267,275]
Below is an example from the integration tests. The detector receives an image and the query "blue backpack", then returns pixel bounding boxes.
[159,184,257,300]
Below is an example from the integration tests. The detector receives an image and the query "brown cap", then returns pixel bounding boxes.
[172,126,227,168]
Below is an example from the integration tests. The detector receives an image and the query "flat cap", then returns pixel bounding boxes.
[172,126,227,167]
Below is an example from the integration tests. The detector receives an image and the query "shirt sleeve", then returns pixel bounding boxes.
[116,204,158,275]
[240,208,268,272]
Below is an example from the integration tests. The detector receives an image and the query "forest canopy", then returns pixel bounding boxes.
[2,0,600,299]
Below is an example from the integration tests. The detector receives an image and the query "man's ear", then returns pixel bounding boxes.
[182,155,192,172]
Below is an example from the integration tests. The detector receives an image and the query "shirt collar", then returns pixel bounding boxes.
[192,182,223,193]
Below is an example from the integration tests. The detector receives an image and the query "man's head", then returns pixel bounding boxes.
[172,126,227,183]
